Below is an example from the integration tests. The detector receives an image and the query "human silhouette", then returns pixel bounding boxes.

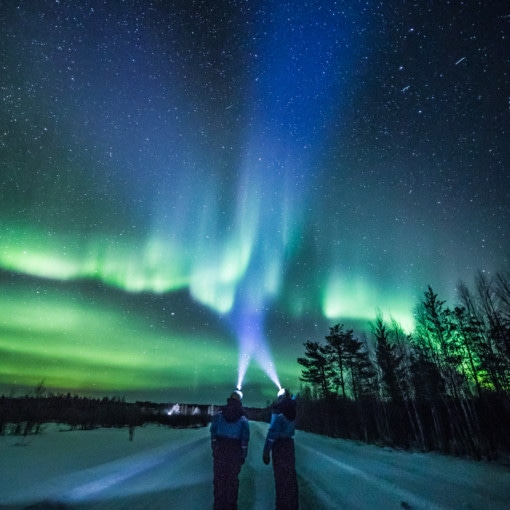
[263,388,299,509]
[210,389,250,509]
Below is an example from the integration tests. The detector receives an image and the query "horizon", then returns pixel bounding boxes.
[1,267,505,408]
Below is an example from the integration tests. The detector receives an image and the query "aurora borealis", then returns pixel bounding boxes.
[1,1,508,406]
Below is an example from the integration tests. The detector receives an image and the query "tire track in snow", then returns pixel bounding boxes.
[297,443,446,510]
[24,435,209,506]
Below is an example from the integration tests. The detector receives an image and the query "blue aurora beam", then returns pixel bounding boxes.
[224,1,357,383]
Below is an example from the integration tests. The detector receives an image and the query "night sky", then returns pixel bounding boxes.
[1,1,508,406]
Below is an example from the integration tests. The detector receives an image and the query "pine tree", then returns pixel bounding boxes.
[297,341,333,398]
[325,324,350,398]
[373,314,403,403]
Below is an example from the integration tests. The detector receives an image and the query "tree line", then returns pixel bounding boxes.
[0,392,211,437]
[295,271,510,460]
[0,389,269,438]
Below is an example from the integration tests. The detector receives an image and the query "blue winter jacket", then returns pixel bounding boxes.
[210,398,250,452]
[264,396,296,451]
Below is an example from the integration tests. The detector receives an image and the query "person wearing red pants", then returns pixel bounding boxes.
[263,388,299,509]
[210,390,250,510]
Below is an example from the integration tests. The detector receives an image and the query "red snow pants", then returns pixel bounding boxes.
[213,437,243,510]
[272,438,299,509]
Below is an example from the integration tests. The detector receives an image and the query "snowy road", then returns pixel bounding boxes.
[1,422,509,509]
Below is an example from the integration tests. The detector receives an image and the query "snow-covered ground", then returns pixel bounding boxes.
[0,421,509,509]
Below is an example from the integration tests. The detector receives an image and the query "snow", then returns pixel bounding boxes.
[1,422,509,509]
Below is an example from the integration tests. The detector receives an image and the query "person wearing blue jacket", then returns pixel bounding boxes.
[263,388,299,509]
[210,389,250,510]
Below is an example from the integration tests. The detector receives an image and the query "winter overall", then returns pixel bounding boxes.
[210,397,250,510]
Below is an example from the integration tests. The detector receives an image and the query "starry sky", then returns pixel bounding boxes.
[1,1,508,406]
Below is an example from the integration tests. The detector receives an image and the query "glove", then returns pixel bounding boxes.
[262,449,270,465]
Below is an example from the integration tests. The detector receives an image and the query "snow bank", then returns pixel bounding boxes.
[0,422,509,509]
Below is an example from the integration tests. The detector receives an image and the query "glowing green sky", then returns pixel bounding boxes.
[1,1,508,405]
[0,275,301,404]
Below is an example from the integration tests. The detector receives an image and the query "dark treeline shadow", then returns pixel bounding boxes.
[0,392,270,438]
[296,270,510,460]
[0,394,208,434]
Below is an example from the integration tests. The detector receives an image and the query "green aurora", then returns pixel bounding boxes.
[0,274,302,404]
[1,2,508,405]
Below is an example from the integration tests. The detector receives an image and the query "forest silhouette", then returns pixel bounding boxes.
[295,270,510,460]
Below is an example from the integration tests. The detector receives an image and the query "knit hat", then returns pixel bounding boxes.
[230,389,243,401]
